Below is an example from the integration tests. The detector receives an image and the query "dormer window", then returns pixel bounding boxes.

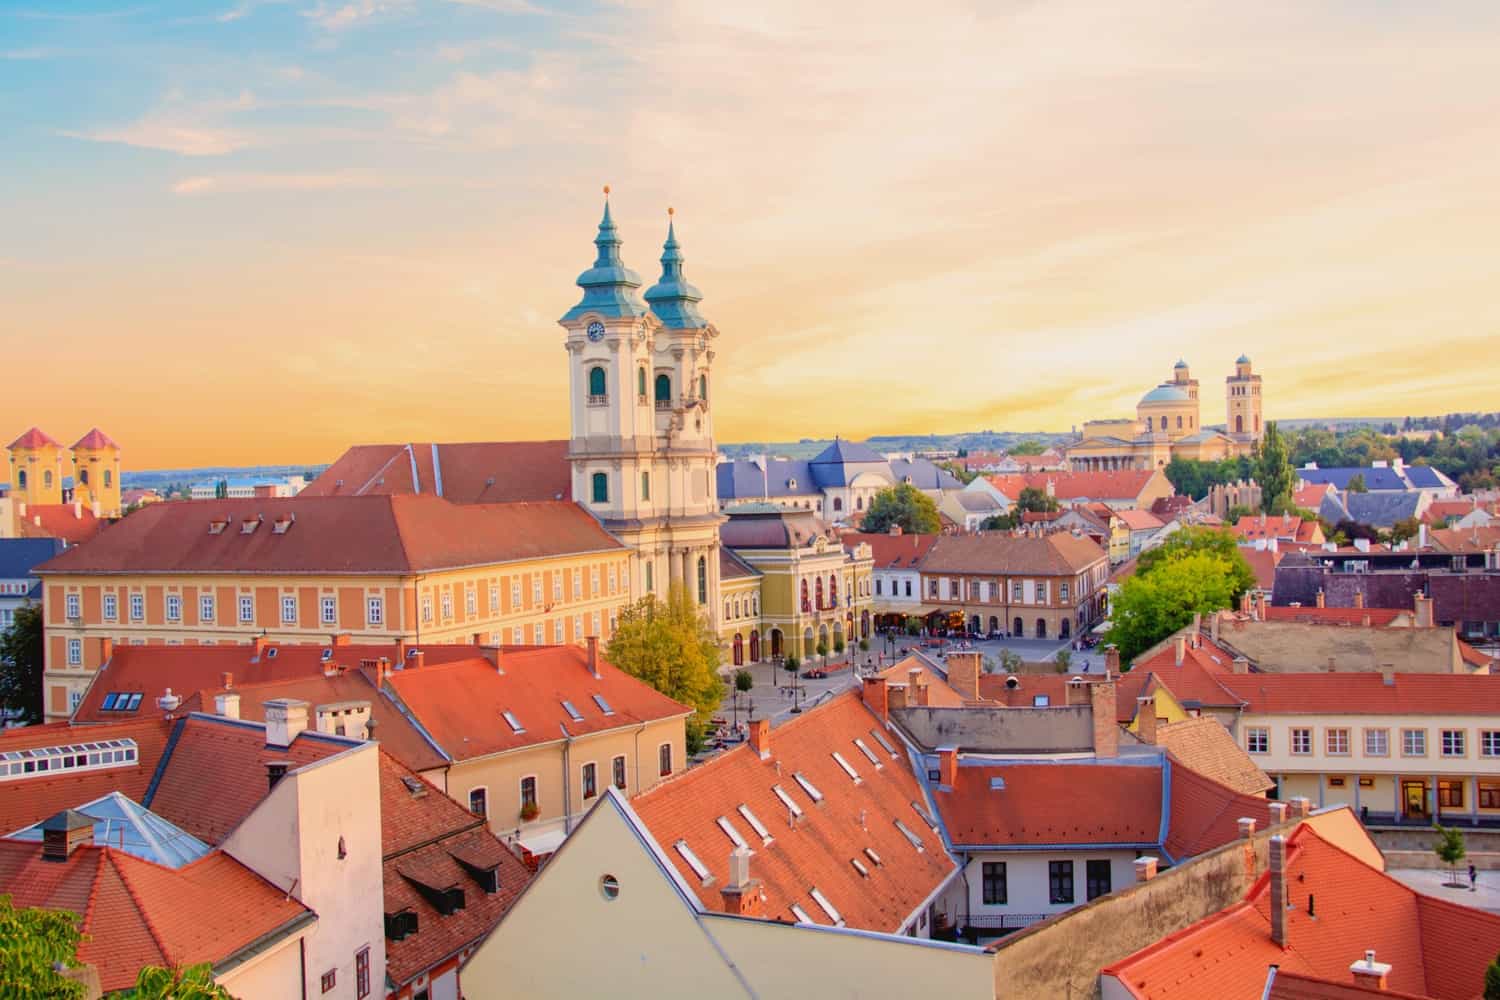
[208,518,229,535]
[272,514,295,534]
[787,477,797,490]
[240,518,260,534]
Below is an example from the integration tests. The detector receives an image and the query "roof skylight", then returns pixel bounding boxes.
[0,739,138,781]
[592,694,615,716]
[911,800,938,829]
[502,711,525,733]
[772,784,804,818]
[850,858,869,878]
[894,818,925,852]
[869,728,897,756]
[674,839,711,883]
[561,700,584,722]
[716,816,748,850]
[864,847,883,867]
[830,752,861,784]
[790,903,813,924]
[792,772,824,803]
[852,737,883,769]
[737,804,773,844]
[809,887,844,926]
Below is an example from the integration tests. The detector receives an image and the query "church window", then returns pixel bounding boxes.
[699,374,708,401]
[1235,415,1244,434]
[1176,416,1182,429]
[44,470,53,488]
[79,469,89,485]
[592,472,609,504]
[641,471,651,501]
[833,497,843,512]
[856,496,864,511]
[697,557,708,604]
[645,562,654,593]
[1159,416,1167,431]
[588,366,607,400]
[104,469,112,488]
[654,373,671,406]
[637,367,647,399]
[16,470,25,489]
[815,578,824,609]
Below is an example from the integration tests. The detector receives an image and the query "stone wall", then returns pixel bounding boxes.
[891,705,1094,753]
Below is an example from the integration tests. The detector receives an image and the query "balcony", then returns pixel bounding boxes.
[587,394,608,408]
[654,399,673,411]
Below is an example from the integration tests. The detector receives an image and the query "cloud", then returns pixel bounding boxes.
[442,0,547,13]
[300,0,411,31]
[2,47,53,59]
[217,0,290,22]
[170,170,399,195]
[62,90,260,156]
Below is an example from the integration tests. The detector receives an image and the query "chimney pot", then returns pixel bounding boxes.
[1289,797,1311,819]
[1316,589,1325,609]
[1350,949,1392,990]
[1134,856,1159,882]
[748,718,771,760]
[1090,680,1118,758]
[1135,696,1158,744]
[411,650,425,670]
[1269,802,1289,825]
[1238,817,1257,839]
[1174,635,1186,666]
[1270,835,1288,948]
[1104,645,1120,675]
[720,845,764,917]
[939,747,958,788]
[221,671,233,690]
[862,676,889,720]
[264,698,310,748]
[587,635,600,678]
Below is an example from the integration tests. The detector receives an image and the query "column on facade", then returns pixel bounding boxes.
[671,549,686,596]
[707,545,721,626]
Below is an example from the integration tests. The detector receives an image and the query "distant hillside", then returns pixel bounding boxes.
[122,464,328,497]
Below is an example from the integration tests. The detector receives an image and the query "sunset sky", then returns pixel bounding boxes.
[3,2,1499,469]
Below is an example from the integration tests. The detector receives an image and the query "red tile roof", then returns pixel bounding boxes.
[378,753,532,989]
[1241,547,1283,591]
[1117,636,1244,714]
[976,672,1103,707]
[1105,823,1500,999]
[302,440,571,504]
[71,428,119,450]
[1267,971,1429,1000]
[7,426,61,450]
[1261,606,1404,626]
[383,644,690,761]
[1118,509,1165,532]
[1428,525,1500,554]
[1163,761,1274,860]
[1232,514,1320,543]
[0,717,174,831]
[0,843,311,993]
[934,762,1162,848]
[875,655,968,707]
[35,494,622,575]
[840,531,940,569]
[1152,717,1273,796]
[1215,672,1500,716]
[1292,483,1334,509]
[630,690,955,933]
[15,503,107,545]
[921,532,1107,575]
[986,470,1158,503]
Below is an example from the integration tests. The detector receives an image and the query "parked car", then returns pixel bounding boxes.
[801,669,827,679]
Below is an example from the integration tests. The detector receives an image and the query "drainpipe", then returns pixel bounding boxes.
[560,722,574,835]
[634,721,646,793]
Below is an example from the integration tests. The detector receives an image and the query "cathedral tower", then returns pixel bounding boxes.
[7,427,65,506]
[559,193,723,621]
[71,428,121,517]
[1225,354,1263,444]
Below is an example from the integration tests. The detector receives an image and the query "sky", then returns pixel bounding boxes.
[3,1,1499,469]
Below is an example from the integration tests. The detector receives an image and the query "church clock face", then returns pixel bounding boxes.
[586,321,606,342]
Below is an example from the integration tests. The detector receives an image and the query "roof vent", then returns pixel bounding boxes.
[400,775,428,798]
[208,518,229,535]
[990,777,1006,791]
[156,688,181,714]
[1005,675,1020,689]
[240,516,261,534]
[272,514,295,534]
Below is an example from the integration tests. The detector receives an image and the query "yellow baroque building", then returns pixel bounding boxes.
[1066,357,1264,472]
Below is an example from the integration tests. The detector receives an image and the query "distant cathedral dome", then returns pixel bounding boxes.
[1139,384,1191,405]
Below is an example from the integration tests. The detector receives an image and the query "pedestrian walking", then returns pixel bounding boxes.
[1470,862,1478,892]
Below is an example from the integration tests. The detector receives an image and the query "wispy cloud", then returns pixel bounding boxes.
[442,0,547,13]
[61,90,260,156]
[170,170,400,195]
[217,0,291,22]
[300,0,412,31]
[2,47,54,60]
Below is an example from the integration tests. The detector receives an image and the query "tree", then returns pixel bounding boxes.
[999,649,1023,673]
[1389,517,1421,544]
[0,603,45,725]
[734,669,754,695]
[1009,440,1046,456]
[1106,552,1243,661]
[0,895,86,999]
[1135,527,1256,602]
[1347,473,1368,493]
[110,964,234,999]
[862,483,941,535]
[1256,421,1295,513]
[1015,486,1060,514]
[1484,950,1500,1000]
[1434,824,1467,887]
[606,586,723,754]
[1054,649,1072,674]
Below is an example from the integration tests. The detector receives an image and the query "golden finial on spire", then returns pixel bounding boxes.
[667,206,674,216]
[603,184,610,196]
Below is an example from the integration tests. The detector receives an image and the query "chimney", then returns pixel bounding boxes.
[1268,802,1289,826]
[1414,592,1433,629]
[375,657,391,687]
[411,651,425,670]
[908,667,922,690]
[946,652,981,700]
[41,810,94,862]
[1174,635,1186,666]
[332,633,352,647]
[397,637,410,663]
[1362,614,1371,627]
[1270,835,1288,948]
[1135,696,1158,744]
[1350,950,1392,991]
[720,846,764,917]
[1239,592,1252,615]
[99,637,113,665]
[862,677,888,721]
[1104,645,1120,675]
[888,684,908,710]
[1232,655,1251,674]
[1066,676,1090,706]
[265,759,291,792]
[1353,590,1364,609]
[939,747,958,788]
[914,678,930,707]
[1192,611,1202,635]
[215,691,241,720]
[1289,796,1311,820]
[1090,680,1118,758]
[1133,856,1158,883]
[888,524,902,536]
[1418,523,1429,549]
[1211,611,1221,645]
[1316,589,1325,609]
[1255,593,1267,620]
[1238,817,1257,840]
[1381,669,1395,686]
[264,698,310,748]
[253,635,269,657]
[748,718,771,760]
[586,636,601,678]
[221,671,233,690]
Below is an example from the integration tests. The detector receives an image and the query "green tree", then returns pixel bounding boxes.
[109,964,234,999]
[1009,440,1045,456]
[1256,421,1295,513]
[936,461,977,485]
[734,668,754,695]
[1434,824,1467,886]
[1053,649,1072,674]
[1484,950,1500,1000]
[0,603,45,725]
[606,586,723,754]
[1135,527,1256,602]
[1346,473,1368,493]
[1015,486,1060,514]
[999,649,1023,673]
[1389,517,1421,544]
[1106,552,1243,661]
[0,895,86,999]
[862,483,941,534]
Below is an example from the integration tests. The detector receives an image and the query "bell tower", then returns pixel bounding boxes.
[7,427,65,507]
[71,428,122,517]
[1225,354,1263,444]
[559,191,723,622]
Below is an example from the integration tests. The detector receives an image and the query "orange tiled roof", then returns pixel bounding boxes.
[0,717,175,831]
[921,532,1106,576]
[1420,499,1486,525]
[986,470,1157,503]
[1117,636,1244,715]
[1240,547,1283,591]
[1117,509,1164,532]
[383,644,691,761]
[302,440,571,503]
[630,690,956,933]
[1163,760,1275,860]
[933,761,1162,848]
[1153,717,1272,796]
[1292,483,1334,509]
[1427,525,1500,554]
[976,672,1103,707]
[1216,672,1500,716]
[0,843,311,993]
[15,503,107,545]
[1261,606,1404,626]
[1267,970,1429,1000]
[840,531,940,569]
[34,494,622,575]
[1105,823,1500,999]
[71,428,119,450]
[6,426,61,450]
[875,655,967,707]
[1459,641,1495,670]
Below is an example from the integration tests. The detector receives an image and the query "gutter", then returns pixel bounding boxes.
[213,910,318,977]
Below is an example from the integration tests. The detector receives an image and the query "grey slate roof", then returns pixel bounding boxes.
[1319,490,1425,528]
[888,458,962,491]
[0,538,65,583]
[1297,465,1423,491]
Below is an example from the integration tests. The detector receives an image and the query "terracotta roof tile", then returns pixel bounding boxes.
[1118,509,1165,531]
[384,644,690,761]
[15,504,107,545]
[839,531,940,569]
[7,426,62,450]
[1152,717,1272,796]
[630,690,955,933]
[934,762,1162,847]
[976,672,1103,707]
[986,470,1158,503]
[1261,606,1404,626]
[71,428,119,450]
[35,494,621,575]
[301,440,571,503]
[0,717,174,832]
[921,532,1106,576]
[1216,672,1500,716]
[1117,637,1244,713]
[1163,760,1274,860]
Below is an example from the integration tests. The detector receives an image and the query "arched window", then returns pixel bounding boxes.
[645,561,654,593]
[641,471,651,501]
[588,366,607,398]
[1159,416,1167,431]
[697,556,707,604]
[637,367,647,398]
[591,472,608,504]
[829,575,838,608]
[699,374,708,401]
[801,579,811,613]
[79,469,89,485]
[43,470,52,488]
[725,599,732,620]
[833,497,843,512]
[1176,416,1183,429]
[732,634,743,665]
[815,578,824,610]
[856,496,864,511]
[1235,415,1244,434]
[749,631,760,661]
[16,470,26,489]
[654,373,671,404]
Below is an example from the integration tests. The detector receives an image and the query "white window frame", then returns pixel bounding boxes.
[366,596,384,627]
[199,594,216,623]
[65,593,81,620]
[1326,728,1350,756]
[166,594,182,622]
[1402,728,1427,757]
[320,595,337,625]
[511,580,522,609]
[531,577,542,605]
[1482,731,1500,758]
[466,587,477,617]
[66,638,82,666]
[489,586,499,614]
[1441,729,1466,758]
[129,592,144,622]
[281,595,297,625]
[1365,728,1389,757]
[441,592,453,620]
[102,593,117,621]
[1246,728,1269,754]
[1290,728,1312,755]
[554,620,564,643]
[238,595,254,624]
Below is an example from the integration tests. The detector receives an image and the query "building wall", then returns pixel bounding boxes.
[216,928,310,999]
[734,544,874,659]
[918,561,1108,640]
[949,850,1142,927]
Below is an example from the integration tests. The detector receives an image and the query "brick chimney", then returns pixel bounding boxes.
[1104,645,1120,675]
[938,747,958,788]
[946,652,981,700]
[586,636,601,678]
[1134,856,1158,883]
[1238,817,1257,840]
[862,676,888,721]
[1270,835,1288,948]
[332,633,352,647]
[1232,656,1251,674]
[1135,696,1157,744]
[1066,676,1090,706]
[1211,611,1221,645]
[411,651,425,670]
[1268,802,1288,826]
[253,635,269,657]
[1174,635,1186,666]
[214,691,240,719]
[1414,592,1433,629]
[1239,592,1252,614]
[41,810,94,862]
[748,718,771,760]
[1350,950,1391,991]
[1353,591,1364,609]
[888,684,908,710]
[1090,680,1118,758]
[1289,796,1311,820]
[1316,589,1325,609]
[264,698,310,748]
[221,671,233,690]
[720,846,764,917]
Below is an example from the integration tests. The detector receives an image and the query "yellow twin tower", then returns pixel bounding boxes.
[6,427,122,518]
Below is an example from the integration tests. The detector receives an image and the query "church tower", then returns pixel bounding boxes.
[71,428,121,517]
[7,427,65,507]
[559,192,723,622]
[1225,354,1263,444]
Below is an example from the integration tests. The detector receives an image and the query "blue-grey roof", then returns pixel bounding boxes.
[811,439,885,465]
[560,199,649,323]
[717,459,820,499]
[1236,354,1251,364]
[1403,465,1454,489]
[1173,359,1188,369]
[8,792,210,868]
[888,458,962,491]
[808,439,890,487]
[1319,490,1424,528]
[643,218,707,330]
[717,450,960,500]
[1297,466,1407,491]
[0,537,65,581]
[1139,384,1191,404]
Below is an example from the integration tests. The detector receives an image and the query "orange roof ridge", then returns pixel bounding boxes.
[103,847,176,969]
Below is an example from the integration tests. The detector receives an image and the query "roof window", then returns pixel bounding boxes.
[100,692,142,712]
[272,515,295,534]
[869,728,897,756]
[0,738,139,781]
[502,711,525,734]
[863,847,883,867]
[1032,694,1049,707]
[830,752,861,784]
[990,777,1006,791]
[562,700,584,722]
[592,694,615,716]
[400,775,428,798]
[792,771,824,802]
[240,518,260,534]
[790,903,813,924]
[772,784,804,819]
[852,738,883,769]
[321,648,333,661]
[208,518,229,535]
[809,887,844,926]
[673,840,712,884]
[850,858,870,878]
[894,818,925,852]
[911,801,938,829]
[737,803,773,844]
[716,816,748,850]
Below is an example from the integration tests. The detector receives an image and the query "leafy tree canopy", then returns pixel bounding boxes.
[606,586,723,752]
[1256,421,1295,513]
[1106,551,1244,661]
[108,964,234,999]
[862,483,941,535]
[0,895,86,999]
[1008,440,1046,456]
[1135,527,1256,599]
[0,603,45,725]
